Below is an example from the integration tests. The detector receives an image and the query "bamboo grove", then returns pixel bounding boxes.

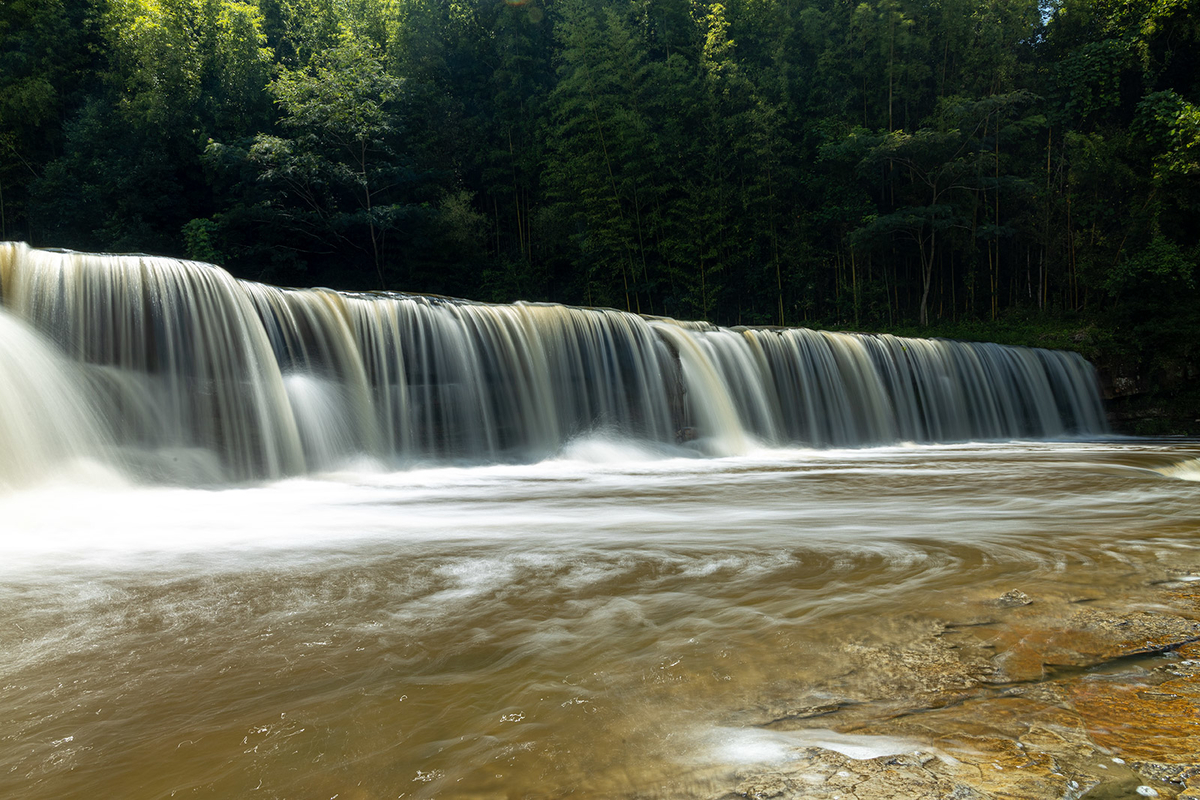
[2,0,1198,334]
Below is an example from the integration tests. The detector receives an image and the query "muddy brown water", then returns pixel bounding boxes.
[3,438,1199,798]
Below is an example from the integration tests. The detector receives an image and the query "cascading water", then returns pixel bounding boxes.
[0,242,1107,483]
[0,308,115,489]
[17,243,1199,800]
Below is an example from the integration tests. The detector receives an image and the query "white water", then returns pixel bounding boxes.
[2,441,1200,798]
[0,243,1145,799]
[0,311,114,489]
[0,243,1106,484]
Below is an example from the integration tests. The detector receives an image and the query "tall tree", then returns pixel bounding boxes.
[224,29,407,287]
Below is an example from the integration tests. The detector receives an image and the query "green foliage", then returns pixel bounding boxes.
[183,217,224,263]
[0,0,1193,371]
[1105,230,1195,294]
[209,30,410,286]
[1051,38,1133,124]
[1135,90,1200,180]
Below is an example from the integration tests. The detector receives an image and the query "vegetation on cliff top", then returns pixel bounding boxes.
[2,0,1198,423]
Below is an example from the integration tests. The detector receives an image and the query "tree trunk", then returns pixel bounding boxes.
[919,229,936,326]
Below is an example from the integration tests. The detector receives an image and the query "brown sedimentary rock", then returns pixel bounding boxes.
[730,579,1200,799]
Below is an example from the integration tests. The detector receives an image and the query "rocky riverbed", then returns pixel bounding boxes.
[722,563,1200,800]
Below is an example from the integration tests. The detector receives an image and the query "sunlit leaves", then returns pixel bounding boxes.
[1135,90,1200,180]
[269,31,400,148]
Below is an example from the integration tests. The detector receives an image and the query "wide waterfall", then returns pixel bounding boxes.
[21,244,1200,800]
[0,242,1106,485]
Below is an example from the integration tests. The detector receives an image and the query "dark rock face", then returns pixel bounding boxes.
[1093,353,1200,435]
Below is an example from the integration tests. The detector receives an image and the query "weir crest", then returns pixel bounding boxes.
[0,242,1107,484]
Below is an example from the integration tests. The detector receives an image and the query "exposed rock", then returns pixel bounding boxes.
[1072,676,1200,763]
[984,606,1200,683]
[996,590,1033,608]
[1132,761,1200,788]
[725,578,1200,799]
[731,747,987,800]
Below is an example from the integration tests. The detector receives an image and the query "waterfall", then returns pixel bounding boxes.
[0,243,1108,483]
[0,307,116,489]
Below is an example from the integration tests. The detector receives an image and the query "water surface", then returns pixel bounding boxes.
[3,439,1199,798]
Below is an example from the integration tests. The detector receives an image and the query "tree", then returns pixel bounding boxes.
[215,29,406,287]
[0,0,101,243]
[544,0,662,311]
[27,0,273,253]
[848,94,1037,325]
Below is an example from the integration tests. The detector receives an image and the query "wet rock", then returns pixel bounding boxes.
[756,700,853,725]
[1070,676,1200,762]
[1065,608,1200,657]
[929,734,1072,799]
[1132,761,1200,788]
[985,607,1200,682]
[732,747,985,800]
[729,579,1200,799]
[837,621,992,703]
[728,735,1085,800]
[996,590,1033,608]
[734,773,789,799]
[752,620,996,731]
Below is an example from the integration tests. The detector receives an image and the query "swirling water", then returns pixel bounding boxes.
[3,439,1200,798]
[0,244,1173,797]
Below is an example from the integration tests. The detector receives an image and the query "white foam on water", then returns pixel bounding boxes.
[701,727,930,765]
[0,309,117,488]
[707,728,797,764]
[1156,458,1200,481]
[2,440,1196,583]
[555,432,687,464]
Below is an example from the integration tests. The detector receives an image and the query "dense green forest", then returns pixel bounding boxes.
[2,0,1198,343]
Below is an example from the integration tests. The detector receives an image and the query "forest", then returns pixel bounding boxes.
[2,0,1198,358]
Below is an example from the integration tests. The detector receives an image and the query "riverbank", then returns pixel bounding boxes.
[726,559,1200,799]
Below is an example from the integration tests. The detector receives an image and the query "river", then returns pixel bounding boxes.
[3,438,1199,798]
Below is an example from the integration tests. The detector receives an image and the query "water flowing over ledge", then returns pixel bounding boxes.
[0,242,1107,484]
